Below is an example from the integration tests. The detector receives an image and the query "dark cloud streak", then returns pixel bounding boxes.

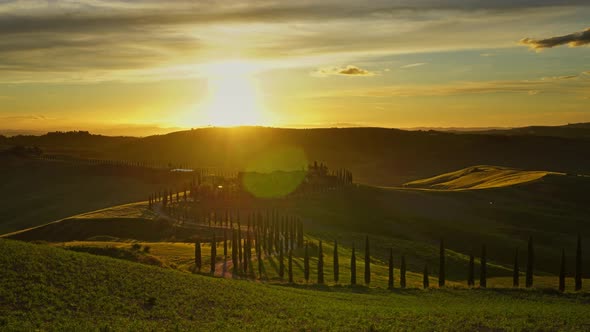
[521,27,590,49]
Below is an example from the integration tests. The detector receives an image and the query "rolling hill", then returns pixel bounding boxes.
[403,165,565,190]
[6,164,589,282]
[4,125,590,186]
[0,155,189,234]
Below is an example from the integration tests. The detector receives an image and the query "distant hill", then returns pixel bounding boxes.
[403,165,565,190]
[460,123,590,139]
[3,125,590,186]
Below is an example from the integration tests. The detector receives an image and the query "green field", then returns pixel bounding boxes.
[2,239,590,331]
[2,157,589,330]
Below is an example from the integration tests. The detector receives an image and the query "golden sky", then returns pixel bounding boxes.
[1,1,589,135]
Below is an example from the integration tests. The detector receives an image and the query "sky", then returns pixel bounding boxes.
[0,0,589,135]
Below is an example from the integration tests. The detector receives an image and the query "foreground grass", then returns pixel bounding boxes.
[2,239,590,331]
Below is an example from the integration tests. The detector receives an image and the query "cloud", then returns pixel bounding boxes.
[520,27,590,49]
[541,75,578,80]
[400,63,427,69]
[311,72,589,97]
[314,65,375,77]
[0,1,589,83]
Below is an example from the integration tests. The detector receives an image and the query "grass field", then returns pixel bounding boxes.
[6,164,590,283]
[2,239,590,331]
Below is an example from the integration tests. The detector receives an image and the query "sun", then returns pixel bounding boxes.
[201,60,267,127]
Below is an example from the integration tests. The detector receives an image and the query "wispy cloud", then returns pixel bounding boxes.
[400,63,427,69]
[521,27,590,49]
[313,65,375,77]
[311,73,590,98]
[0,1,589,83]
[541,75,578,80]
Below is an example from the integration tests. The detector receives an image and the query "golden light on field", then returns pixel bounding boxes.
[201,60,267,127]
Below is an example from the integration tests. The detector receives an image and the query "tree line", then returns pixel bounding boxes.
[194,235,584,292]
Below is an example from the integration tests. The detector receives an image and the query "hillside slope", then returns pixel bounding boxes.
[0,156,188,234]
[7,167,590,281]
[1,239,589,331]
[403,165,564,190]
[5,127,590,186]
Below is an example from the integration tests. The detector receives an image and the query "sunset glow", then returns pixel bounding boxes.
[200,61,267,127]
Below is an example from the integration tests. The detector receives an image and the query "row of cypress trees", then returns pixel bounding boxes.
[196,234,584,292]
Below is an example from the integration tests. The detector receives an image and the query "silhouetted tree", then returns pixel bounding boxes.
[575,234,582,291]
[223,230,228,260]
[244,235,250,277]
[423,264,429,288]
[304,242,310,282]
[279,239,285,280]
[231,228,238,276]
[238,225,243,274]
[439,238,445,287]
[351,243,357,285]
[194,241,202,272]
[318,240,324,284]
[513,248,519,288]
[333,240,339,283]
[400,255,406,288]
[526,236,534,288]
[364,236,371,285]
[559,249,566,292]
[210,234,217,275]
[480,244,487,288]
[288,250,294,283]
[468,252,474,287]
[257,246,264,279]
[388,248,394,290]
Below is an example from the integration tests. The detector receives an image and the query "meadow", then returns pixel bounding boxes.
[1,136,590,331]
[2,239,590,331]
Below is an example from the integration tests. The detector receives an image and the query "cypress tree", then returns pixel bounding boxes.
[559,249,566,292]
[279,239,285,280]
[351,243,357,285]
[223,230,228,260]
[244,235,250,277]
[231,228,238,276]
[423,264,429,288]
[439,238,445,287]
[388,248,394,290]
[480,244,487,288]
[513,248,519,288]
[333,240,339,283]
[210,234,217,275]
[304,242,310,282]
[318,240,324,284]
[364,236,371,285]
[400,255,406,288]
[238,225,243,273]
[526,236,534,288]
[257,243,264,278]
[288,250,294,283]
[575,234,582,291]
[194,241,202,272]
[468,252,474,287]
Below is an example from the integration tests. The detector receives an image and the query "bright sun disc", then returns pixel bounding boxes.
[201,61,266,126]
